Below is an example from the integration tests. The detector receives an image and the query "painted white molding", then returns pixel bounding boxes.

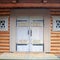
[10,16,16,52]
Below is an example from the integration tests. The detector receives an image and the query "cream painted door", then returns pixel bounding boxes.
[16,17,30,52]
[29,16,43,52]
[16,16,44,52]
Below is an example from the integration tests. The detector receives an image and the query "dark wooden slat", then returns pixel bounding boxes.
[0,3,60,8]
[47,0,60,3]
[18,0,42,3]
[0,32,9,34]
[0,0,16,3]
[51,46,60,47]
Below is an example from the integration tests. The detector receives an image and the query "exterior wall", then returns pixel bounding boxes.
[0,9,10,53]
[50,10,60,55]
[0,16,10,53]
[10,9,50,52]
[0,9,60,55]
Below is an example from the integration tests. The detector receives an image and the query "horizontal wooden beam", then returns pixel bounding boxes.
[0,3,60,8]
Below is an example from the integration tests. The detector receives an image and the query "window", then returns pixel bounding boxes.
[53,16,60,31]
[0,16,8,31]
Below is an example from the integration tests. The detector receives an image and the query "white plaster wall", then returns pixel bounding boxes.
[10,16,16,52]
[10,9,50,52]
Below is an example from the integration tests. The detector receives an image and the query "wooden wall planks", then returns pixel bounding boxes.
[50,9,60,55]
[47,0,60,3]
[0,9,10,53]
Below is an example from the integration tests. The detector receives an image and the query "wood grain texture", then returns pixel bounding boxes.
[0,10,10,53]
[50,10,60,55]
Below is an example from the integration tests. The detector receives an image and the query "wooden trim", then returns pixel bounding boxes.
[0,3,60,8]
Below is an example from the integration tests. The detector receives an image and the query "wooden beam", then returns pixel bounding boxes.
[0,3,60,8]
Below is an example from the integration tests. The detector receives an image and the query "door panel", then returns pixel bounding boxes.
[30,44,43,52]
[17,44,29,52]
[16,16,44,52]
[30,20,43,52]
[31,27,43,44]
[17,27,29,44]
[16,19,29,52]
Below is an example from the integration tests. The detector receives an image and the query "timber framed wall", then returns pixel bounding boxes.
[0,9,10,53]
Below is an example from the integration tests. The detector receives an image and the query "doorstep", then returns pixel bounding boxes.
[0,52,59,59]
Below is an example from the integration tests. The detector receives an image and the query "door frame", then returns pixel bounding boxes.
[16,16,44,52]
[10,9,50,53]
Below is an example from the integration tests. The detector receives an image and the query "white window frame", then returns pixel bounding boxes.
[52,16,60,31]
[0,16,8,31]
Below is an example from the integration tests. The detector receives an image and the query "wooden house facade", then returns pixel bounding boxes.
[0,0,60,57]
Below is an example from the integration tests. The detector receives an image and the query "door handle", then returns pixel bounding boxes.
[28,30,29,35]
[30,30,32,36]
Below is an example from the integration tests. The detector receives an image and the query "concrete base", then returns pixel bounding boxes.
[0,53,59,59]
